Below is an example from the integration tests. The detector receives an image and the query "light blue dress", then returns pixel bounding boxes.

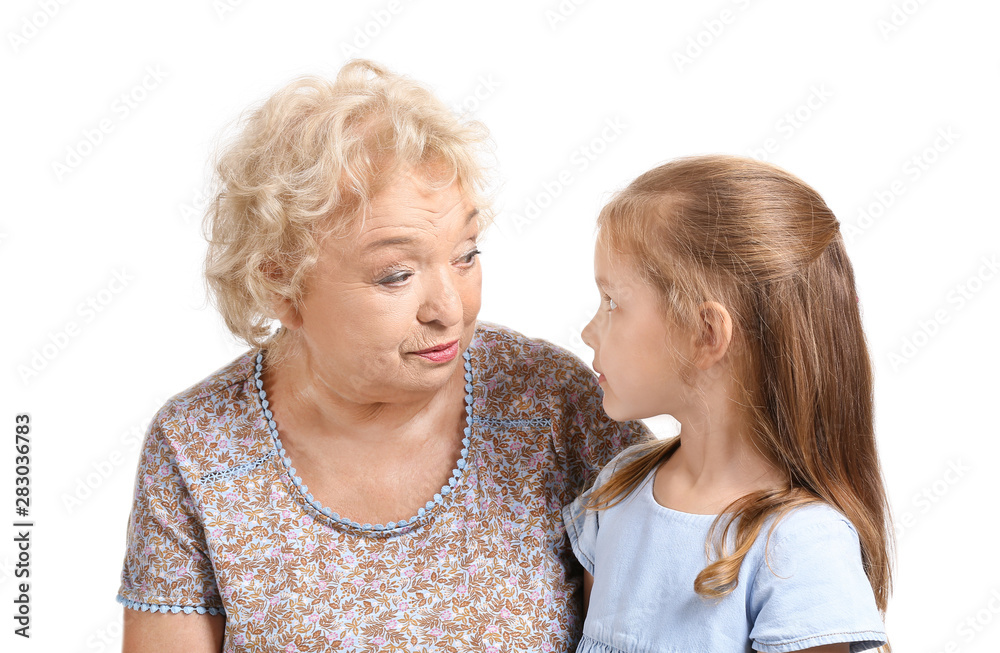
[562,448,888,653]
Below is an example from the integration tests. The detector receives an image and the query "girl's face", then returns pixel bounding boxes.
[581,240,693,421]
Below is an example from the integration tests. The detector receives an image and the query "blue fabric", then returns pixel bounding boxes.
[562,447,887,653]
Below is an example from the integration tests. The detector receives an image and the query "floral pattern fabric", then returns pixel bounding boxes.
[117,321,649,652]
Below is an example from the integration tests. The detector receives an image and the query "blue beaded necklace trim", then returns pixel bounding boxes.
[253,349,474,536]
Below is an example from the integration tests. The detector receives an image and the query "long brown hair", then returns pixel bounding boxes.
[587,155,892,645]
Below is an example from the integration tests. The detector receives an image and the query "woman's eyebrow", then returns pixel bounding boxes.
[363,235,417,253]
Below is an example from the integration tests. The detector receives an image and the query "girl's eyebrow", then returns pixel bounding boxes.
[595,276,616,291]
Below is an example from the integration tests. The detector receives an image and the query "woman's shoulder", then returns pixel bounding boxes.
[153,351,257,421]
[146,351,272,471]
[472,321,597,390]
[470,321,606,421]
[161,351,256,404]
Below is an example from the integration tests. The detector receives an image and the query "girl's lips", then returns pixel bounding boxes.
[597,373,606,384]
[413,340,459,363]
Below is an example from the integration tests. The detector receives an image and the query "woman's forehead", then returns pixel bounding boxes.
[357,206,479,253]
[371,169,468,212]
[316,170,479,261]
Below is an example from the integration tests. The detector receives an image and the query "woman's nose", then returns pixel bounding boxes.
[416,269,463,328]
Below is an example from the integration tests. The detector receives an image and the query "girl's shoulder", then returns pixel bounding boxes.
[764,502,859,546]
[747,502,886,650]
[750,501,865,585]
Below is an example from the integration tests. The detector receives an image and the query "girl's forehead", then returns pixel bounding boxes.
[594,241,638,283]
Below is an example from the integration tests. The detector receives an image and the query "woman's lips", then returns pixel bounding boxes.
[413,340,459,363]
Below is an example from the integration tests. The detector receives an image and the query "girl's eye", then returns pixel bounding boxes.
[602,294,618,311]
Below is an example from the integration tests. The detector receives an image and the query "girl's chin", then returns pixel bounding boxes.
[602,397,658,423]
[601,398,631,422]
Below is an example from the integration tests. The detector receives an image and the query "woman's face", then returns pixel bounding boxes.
[286,169,482,403]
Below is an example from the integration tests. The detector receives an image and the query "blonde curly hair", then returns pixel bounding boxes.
[203,59,494,358]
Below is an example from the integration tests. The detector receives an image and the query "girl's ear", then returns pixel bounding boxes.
[693,301,733,370]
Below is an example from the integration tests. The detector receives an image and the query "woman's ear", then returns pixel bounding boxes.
[262,260,304,330]
[271,295,303,330]
[693,301,733,370]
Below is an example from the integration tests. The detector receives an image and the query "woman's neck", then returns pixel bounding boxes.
[262,344,468,448]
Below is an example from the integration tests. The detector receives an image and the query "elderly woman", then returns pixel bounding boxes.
[117,60,648,652]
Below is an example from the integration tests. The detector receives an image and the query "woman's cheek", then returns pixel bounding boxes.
[460,270,483,319]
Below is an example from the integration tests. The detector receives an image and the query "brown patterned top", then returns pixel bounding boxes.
[117,321,650,651]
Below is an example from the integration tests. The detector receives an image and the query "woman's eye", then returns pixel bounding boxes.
[377,271,413,286]
[377,250,479,286]
[458,249,481,265]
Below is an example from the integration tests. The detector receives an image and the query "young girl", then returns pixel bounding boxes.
[564,155,892,653]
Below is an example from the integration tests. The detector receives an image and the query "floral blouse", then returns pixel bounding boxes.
[117,321,649,652]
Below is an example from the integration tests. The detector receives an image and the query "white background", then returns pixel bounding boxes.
[2,0,998,650]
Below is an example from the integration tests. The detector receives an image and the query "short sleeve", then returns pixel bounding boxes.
[749,512,886,653]
[553,354,652,497]
[561,448,640,576]
[116,416,224,615]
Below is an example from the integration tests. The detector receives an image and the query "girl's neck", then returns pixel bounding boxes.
[653,382,786,515]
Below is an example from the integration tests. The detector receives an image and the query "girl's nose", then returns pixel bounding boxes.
[581,315,597,350]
